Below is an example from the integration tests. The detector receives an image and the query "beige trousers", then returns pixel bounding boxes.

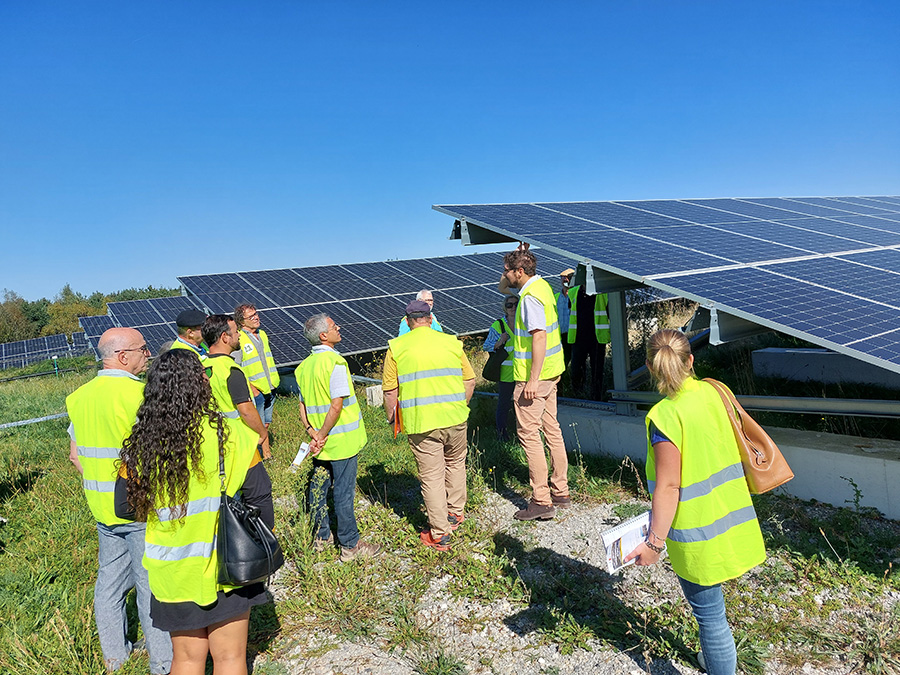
[513,377,569,506]
[407,422,468,538]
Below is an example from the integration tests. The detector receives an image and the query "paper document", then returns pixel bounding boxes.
[600,510,651,574]
[289,442,311,472]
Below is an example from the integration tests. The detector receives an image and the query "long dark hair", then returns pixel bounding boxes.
[122,349,228,522]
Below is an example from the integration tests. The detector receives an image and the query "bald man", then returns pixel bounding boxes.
[66,328,172,674]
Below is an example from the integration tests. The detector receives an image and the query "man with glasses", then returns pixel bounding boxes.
[233,304,278,459]
[66,328,172,674]
[502,248,571,521]
[397,290,443,336]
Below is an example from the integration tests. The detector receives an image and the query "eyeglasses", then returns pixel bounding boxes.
[505,303,517,308]
[246,313,260,320]
[116,345,150,355]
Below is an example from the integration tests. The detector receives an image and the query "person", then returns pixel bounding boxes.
[383,299,476,551]
[566,282,610,400]
[482,296,518,442]
[502,247,570,521]
[120,348,273,675]
[169,308,209,359]
[295,313,380,561]
[203,314,270,460]
[397,290,443,336]
[65,327,172,674]
[554,268,574,366]
[233,304,280,434]
[624,329,766,675]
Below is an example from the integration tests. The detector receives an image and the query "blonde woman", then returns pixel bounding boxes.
[625,329,765,675]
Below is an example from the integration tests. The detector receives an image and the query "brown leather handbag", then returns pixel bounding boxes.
[703,378,795,494]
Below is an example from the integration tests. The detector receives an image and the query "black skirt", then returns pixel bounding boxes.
[150,583,268,632]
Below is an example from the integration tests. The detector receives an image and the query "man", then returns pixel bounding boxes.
[233,303,280,434]
[397,290,443,336]
[65,328,172,674]
[383,300,475,551]
[168,308,208,359]
[566,282,610,401]
[202,314,269,458]
[502,248,570,520]
[295,313,380,561]
[555,268,575,366]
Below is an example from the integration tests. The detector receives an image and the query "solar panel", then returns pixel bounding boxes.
[434,196,900,374]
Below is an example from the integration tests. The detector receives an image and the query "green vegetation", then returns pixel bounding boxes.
[1,373,899,674]
[0,284,181,342]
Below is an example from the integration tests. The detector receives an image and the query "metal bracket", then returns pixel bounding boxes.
[450,219,517,246]
[709,308,771,344]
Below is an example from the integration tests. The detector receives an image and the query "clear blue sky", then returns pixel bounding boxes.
[2,1,898,301]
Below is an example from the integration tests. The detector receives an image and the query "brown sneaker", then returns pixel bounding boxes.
[551,494,573,508]
[447,512,465,531]
[514,500,556,521]
[340,540,381,562]
[313,533,334,553]
[420,530,451,552]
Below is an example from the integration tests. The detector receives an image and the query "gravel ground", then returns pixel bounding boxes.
[256,489,860,675]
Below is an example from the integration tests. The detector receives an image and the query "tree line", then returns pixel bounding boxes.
[0,285,180,343]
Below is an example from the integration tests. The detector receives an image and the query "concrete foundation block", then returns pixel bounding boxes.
[366,385,384,407]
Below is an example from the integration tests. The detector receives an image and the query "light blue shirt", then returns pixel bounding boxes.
[397,315,443,336]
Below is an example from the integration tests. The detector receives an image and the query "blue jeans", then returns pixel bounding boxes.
[254,391,274,425]
[309,455,360,549]
[678,576,736,675]
[95,521,172,674]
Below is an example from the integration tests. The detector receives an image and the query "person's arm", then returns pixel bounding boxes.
[382,348,400,423]
[69,439,84,475]
[460,352,476,403]
[623,440,681,566]
[497,275,514,296]
[384,388,399,423]
[236,401,267,445]
[310,397,344,453]
[241,461,275,529]
[524,329,546,400]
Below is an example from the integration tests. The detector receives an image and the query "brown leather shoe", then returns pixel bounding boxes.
[551,494,573,508]
[514,500,556,521]
[340,540,381,561]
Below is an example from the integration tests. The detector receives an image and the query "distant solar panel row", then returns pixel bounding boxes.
[0,332,93,370]
[434,195,900,373]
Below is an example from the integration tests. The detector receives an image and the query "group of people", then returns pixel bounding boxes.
[66,250,765,675]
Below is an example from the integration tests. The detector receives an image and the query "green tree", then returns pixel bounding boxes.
[0,290,37,342]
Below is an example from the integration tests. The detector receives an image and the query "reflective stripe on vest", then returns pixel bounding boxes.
[389,328,469,435]
[567,285,611,344]
[238,330,280,393]
[294,349,367,461]
[511,277,565,381]
[646,377,766,586]
[143,416,257,605]
[66,371,145,526]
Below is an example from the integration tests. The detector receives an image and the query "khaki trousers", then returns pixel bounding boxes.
[408,422,468,538]
[513,377,568,506]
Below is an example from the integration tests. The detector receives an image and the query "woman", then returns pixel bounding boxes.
[482,296,518,441]
[624,329,765,675]
[121,349,273,675]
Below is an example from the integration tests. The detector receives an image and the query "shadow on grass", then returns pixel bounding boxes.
[248,596,282,666]
[494,531,693,673]
[0,468,44,504]
[359,462,429,531]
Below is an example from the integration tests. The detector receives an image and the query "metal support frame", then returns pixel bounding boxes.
[709,307,771,344]
[450,219,517,246]
[607,289,635,416]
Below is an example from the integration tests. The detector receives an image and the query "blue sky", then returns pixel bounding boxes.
[1,1,898,301]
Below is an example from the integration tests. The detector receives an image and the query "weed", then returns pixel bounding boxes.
[415,649,468,675]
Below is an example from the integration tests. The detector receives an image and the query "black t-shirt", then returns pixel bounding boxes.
[575,287,596,346]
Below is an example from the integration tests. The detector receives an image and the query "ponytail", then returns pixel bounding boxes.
[646,329,693,397]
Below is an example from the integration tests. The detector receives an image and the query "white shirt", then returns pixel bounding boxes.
[517,275,547,333]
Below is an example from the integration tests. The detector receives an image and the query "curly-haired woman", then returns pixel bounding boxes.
[625,329,766,675]
[121,349,273,675]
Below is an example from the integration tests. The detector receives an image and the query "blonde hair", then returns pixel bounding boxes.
[646,329,693,397]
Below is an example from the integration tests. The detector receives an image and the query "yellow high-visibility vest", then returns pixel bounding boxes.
[389,328,469,435]
[567,285,610,344]
[66,370,145,526]
[489,318,515,383]
[204,355,261,449]
[238,329,280,394]
[646,377,766,586]
[512,277,565,381]
[143,415,257,605]
[169,337,208,360]
[294,349,367,461]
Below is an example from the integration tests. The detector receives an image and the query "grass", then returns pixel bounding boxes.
[1,371,900,674]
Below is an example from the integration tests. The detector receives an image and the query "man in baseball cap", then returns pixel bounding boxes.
[169,308,209,359]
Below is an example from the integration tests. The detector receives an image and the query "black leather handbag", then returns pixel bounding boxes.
[482,322,509,383]
[216,444,284,586]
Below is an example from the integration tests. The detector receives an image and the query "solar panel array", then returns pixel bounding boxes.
[0,332,93,370]
[178,251,578,365]
[435,196,900,373]
[106,295,205,355]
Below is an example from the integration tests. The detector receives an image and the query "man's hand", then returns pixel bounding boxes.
[517,241,530,252]
[523,378,539,400]
[310,430,327,455]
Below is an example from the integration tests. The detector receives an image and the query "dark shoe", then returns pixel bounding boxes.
[551,494,572,508]
[447,512,465,531]
[514,500,556,521]
[313,533,334,553]
[340,540,381,561]
[420,530,451,551]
